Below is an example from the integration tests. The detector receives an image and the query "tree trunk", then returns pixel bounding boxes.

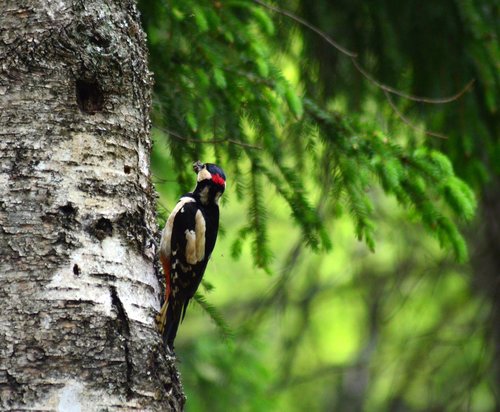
[0,1,184,410]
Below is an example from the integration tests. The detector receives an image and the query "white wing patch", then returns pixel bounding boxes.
[159,197,195,259]
[185,229,197,264]
[184,210,206,264]
[195,209,206,262]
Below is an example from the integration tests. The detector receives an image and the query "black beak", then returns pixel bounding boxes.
[193,160,204,173]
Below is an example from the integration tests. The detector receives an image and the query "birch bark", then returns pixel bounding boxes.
[0,1,184,410]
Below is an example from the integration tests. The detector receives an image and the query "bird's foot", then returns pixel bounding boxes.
[156,301,168,334]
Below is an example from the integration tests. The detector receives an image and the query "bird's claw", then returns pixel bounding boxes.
[156,302,168,335]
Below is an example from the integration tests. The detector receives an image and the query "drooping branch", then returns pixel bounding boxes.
[157,127,262,150]
[252,0,475,139]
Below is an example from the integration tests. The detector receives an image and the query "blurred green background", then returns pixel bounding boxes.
[139,1,498,410]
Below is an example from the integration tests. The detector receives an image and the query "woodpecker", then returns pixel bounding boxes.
[156,160,226,350]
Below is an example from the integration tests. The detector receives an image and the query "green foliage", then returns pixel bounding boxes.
[248,162,273,270]
[142,0,331,270]
[179,335,277,412]
[306,99,476,261]
[194,292,233,341]
[139,0,498,410]
[292,0,499,190]
[140,0,477,265]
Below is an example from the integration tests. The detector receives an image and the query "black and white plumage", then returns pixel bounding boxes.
[156,161,226,350]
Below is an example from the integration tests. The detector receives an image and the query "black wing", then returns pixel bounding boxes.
[170,201,210,315]
[163,199,219,349]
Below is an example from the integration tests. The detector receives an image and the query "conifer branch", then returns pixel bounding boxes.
[194,292,234,341]
[384,91,449,139]
[251,0,358,58]
[253,0,475,105]
[354,59,475,104]
[158,127,262,150]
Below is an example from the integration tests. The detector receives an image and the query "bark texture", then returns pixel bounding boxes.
[0,1,184,410]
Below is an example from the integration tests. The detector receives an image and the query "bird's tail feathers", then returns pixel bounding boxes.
[163,300,183,350]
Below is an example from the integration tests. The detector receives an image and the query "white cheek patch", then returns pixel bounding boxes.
[160,197,195,259]
[197,168,212,182]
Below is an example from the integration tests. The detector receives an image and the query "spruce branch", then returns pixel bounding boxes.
[252,0,475,140]
[157,127,262,150]
[194,292,234,341]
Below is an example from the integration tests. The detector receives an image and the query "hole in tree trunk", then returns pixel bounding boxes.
[73,264,80,276]
[59,203,77,217]
[76,79,104,114]
[91,217,113,240]
[124,165,131,174]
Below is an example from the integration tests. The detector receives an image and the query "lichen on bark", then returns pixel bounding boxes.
[0,1,184,410]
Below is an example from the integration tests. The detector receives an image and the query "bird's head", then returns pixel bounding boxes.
[193,161,226,204]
